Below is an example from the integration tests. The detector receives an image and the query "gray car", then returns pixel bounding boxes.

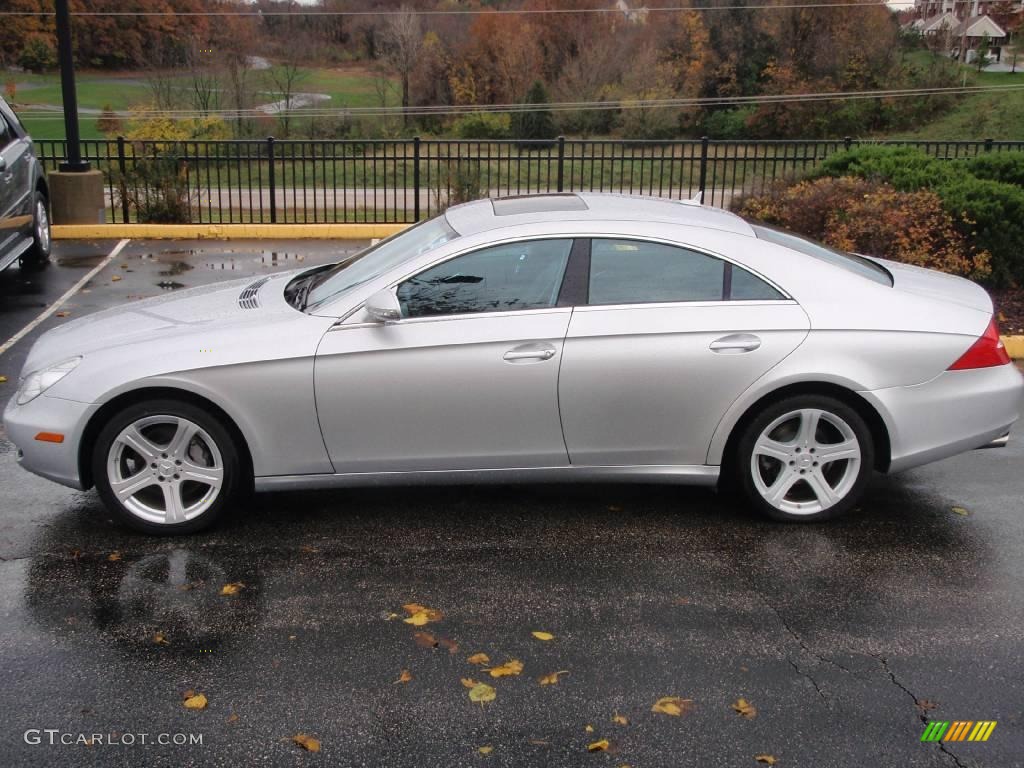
[0,96,50,273]
[5,194,1022,533]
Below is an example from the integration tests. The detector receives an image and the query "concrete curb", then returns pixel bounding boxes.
[1003,336,1024,360]
[51,223,409,240]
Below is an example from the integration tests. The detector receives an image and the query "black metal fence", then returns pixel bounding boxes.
[33,137,1024,225]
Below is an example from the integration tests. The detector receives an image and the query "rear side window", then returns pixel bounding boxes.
[587,238,784,305]
[751,224,893,286]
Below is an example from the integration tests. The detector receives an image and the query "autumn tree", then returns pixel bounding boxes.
[380,5,423,128]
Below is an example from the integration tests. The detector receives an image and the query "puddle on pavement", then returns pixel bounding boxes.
[156,281,186,290]
[56,254,107,268]
[133,249,306,271]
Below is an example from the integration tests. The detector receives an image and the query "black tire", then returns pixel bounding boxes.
[20,191,51,270]
[92,399,244,535]
[734,394,874,522]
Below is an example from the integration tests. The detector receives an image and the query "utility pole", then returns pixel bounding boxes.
[54,0,89,171]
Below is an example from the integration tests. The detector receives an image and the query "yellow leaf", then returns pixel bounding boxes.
[395,669,412,684]
[111,275,122,282]
[461,678,479,688]
[612,712,629,725]
[585,724,594,733]
[220,582,244,596]
[404,611,430,626]
[488,659,523,678]
[468,653,490,665]
[183,693,207,710]
[651,697,694,717]
[732,698,757,719]
[587,739,610,752]
[531,631,555,641]
[402,603,442,623]
[478,746,493,755]
[468,683,496,704]
[754,755,777,766]
[152,632,170,646]
[292,734,320,752]
[538,670,569,686]
[107,551,122,562]
[56,311,69,318]
[951,506,970,516]
[227,713,239,724]
[0,376,7,384]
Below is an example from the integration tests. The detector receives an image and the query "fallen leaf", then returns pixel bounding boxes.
[152,632,170,646]
[612,712,629,725]
[183,693,207,710]
[395,669,413,684]
[220,582,245,596]
[468,652,490,665]
[111,275,122,282]
[587,739,610,752]
[488,659,524,678]
[461,678,479,688]
[404,612,431,626]
[531,631,555,641]
[107,551,122,562]
[478,746,493,755]
[585,724,594,733]
[916,699,938,713]
[292,734,320,752]
[438,636,459,654]
[951,506,970,516]
[651,697,694,717]
[468,683,496,704]
[227,713,239,724]
[732,698,757,719]
[414,631,438,649]
[0,376,6,384]
[402,603,442,624]
[608,505,623,512]
[183,689,195,699]
[529,739,550,746]
[55,311,69,318]
[538,670,569,686]
[754,755,777,765]
[299,545,319,554]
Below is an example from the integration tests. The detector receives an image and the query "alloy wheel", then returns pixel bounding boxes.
[106,415,224,525]
[749,408,861,515]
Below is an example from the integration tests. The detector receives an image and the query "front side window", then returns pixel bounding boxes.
[397,239,573,318]
[589,239,725,305]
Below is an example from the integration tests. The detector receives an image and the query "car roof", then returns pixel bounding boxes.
[444,192,756,238]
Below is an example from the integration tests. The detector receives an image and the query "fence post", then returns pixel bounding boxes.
[984,137,994,153]
[844,136,852,152]
[267,136,277,224]
[698,136,709,200]
[116,135,129,223]
[556,135,565,193]
[413,136,421,221]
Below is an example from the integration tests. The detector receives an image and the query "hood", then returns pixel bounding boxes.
[870,257,993,315]
[23,271,301,375]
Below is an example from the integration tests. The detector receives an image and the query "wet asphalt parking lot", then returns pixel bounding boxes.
[0,241,1022,768]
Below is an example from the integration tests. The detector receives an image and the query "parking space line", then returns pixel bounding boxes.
[0,238,131,359]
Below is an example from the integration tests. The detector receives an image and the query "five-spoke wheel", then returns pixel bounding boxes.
[736,395,874,521]
[94,400,242,534]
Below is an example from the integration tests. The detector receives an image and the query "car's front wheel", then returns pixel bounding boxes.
[735,395,874,522]
[93,400,243,534]
[20,191,51,270]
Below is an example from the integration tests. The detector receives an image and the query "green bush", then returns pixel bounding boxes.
[451,113,511,140]
[703,108,754,140]
[809,146,1024,285]
[18,36,57,73]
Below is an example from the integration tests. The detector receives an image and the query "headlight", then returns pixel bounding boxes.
[16,357,82,406]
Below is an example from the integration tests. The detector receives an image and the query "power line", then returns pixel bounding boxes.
[0,1,916,17]
[14,83,1018,121]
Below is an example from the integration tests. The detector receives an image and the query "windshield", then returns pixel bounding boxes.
[750,223,893,286]
[304,214,460,309]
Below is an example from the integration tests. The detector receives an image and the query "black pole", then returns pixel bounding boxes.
[55,0,89,172]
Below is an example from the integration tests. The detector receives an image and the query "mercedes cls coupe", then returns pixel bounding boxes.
[5,194,1021,533]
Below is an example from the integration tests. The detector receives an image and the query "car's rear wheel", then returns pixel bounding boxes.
[20,191,51,270]
[735,395,874,522]
[93,400,242,534]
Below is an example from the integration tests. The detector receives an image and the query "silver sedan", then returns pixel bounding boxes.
[5,194,1022,533]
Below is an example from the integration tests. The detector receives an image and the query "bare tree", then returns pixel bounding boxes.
[380,5,423,128]
[145,43,182,113]
[185,39,221,117]
[266,46,309,138]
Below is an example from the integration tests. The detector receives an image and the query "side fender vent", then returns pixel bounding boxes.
[238,277,271,309]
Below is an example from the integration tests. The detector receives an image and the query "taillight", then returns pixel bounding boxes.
[948,318,1011,370]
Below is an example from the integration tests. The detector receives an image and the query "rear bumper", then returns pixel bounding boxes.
[864,363,1024,474]
[3,393,95,490]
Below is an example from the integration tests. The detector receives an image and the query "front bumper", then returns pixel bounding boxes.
[865,363,1024,474]
[3,393,96,490]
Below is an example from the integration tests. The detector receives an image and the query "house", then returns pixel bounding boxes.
[908,0,1011,61]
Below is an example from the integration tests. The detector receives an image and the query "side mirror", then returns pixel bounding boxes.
[365,288,402,323]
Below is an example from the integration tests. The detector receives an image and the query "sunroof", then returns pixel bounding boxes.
[491,194,589,216]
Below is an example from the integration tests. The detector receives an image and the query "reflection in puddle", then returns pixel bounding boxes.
[56,254,106,268]
[158,261,193,277]
[134,249,308,271]
[156,281,185,290]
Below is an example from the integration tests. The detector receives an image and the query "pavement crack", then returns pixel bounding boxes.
[872,654,967,768]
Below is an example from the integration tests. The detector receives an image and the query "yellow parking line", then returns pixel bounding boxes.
[52,223,409,240]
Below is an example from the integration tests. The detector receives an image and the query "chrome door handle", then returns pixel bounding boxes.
[709,333,761,353]
[503,344,556,362]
